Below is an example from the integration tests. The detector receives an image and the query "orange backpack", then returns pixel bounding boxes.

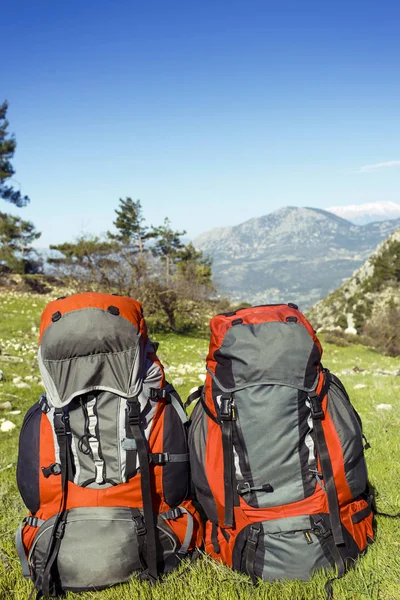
[16,292,202,597]
[187,304,374,588]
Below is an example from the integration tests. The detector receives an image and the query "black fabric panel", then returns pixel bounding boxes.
[162,403,189,507]
[17,402,42,514]
[304,343,321,388]
[297,390,316,498]
[213,349,235,390]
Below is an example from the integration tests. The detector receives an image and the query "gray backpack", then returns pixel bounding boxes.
[16,293,201,597]
[187,304,374,589]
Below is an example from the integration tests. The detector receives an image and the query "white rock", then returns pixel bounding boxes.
[198,374,206,383]
[12,376,22,384]
[8,410,21,415]
[173,377,185,386]
[345,327,357,335]
[0,401,12,410]
[354,384,367,389]
[376,404,392,411]
[14,382,31,389]
[189,386,200,394]
[1,420,16,432]
[0,370,3,381]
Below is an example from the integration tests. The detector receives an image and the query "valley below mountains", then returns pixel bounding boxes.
[193,207,400,309]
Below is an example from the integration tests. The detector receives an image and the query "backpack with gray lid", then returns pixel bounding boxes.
[187,303,373,590]
[16,292,202,598]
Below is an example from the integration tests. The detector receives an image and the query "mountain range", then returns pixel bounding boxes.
[327,201,400,225]
[193,207,400,309]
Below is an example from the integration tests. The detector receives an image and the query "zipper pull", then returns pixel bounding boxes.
[303,531,314,544]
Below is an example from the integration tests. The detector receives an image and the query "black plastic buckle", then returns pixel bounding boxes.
[127,400,141,426]
[149,453,170,465]
[27,516,40,527]
[133,515,146,536]
[163,508,181,520]
[247,525,260,546]
[219,397,235,421]
[149,387,170,401]
[313,517,331,538]
[53,411,67,436]
[308,393,324,420]
[39,394,50,414]
[41,463,62,478]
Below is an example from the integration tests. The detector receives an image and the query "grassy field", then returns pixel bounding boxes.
[0,290,399,600]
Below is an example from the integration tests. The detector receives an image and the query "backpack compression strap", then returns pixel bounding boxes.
[308,388,346,579]
[126,398,158,584]
[40,408,72,598]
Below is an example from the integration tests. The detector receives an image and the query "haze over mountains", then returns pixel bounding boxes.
[327,201,400,225]
[193,207,400,309]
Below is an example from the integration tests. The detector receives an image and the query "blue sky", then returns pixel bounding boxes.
[2,0,400,246]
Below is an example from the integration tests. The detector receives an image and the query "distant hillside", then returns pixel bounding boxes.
[308,228,400,334]
[193,206,400,309]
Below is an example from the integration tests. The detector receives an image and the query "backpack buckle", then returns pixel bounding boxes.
[39,394,50,414]
[149,453,170,465]
[127,399,141,426]
[219,397,235,421]
[41,463,62,478]
[133,515,146,536]
[53,411,67,436]
[312,517,331,538]
[247,525,261,547]
[308,393,324,420]
[149,387,170,401]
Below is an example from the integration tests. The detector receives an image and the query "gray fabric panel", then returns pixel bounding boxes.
[234,385,308,507]
[15,519,31,578]
[68,401,94,486]
[188,402,219,523]
[38,308,143,407]
[94,392,120,483]
[29,508,142,589]
[258,519,332,581]
[213,321,319,392]
[327,384,368,499]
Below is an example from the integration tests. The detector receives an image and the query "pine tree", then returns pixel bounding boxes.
[0,212,41,273]
[151,218,186,284]
[108,198,150,253]
[0,101,30,207]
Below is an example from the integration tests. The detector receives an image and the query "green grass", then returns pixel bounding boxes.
[0,291,399,600]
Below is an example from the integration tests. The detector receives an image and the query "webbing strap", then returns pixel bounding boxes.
[351,496,373,524]
[15,519,30,578]
[184,386,203,410]
[149,452,189,465]
[211,523,220,553]
[244,526,260,584]
[221,418,234,527]
[161,507,193,556]
[219,396,236,528]
[41,408,70,596]
[308,391,345,548]
[169,389,188,424]
[127,398,158,584]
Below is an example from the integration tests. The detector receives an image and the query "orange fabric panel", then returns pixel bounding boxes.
[39,292,146,344]
[340,500,374,550]
[316,371,353,506]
